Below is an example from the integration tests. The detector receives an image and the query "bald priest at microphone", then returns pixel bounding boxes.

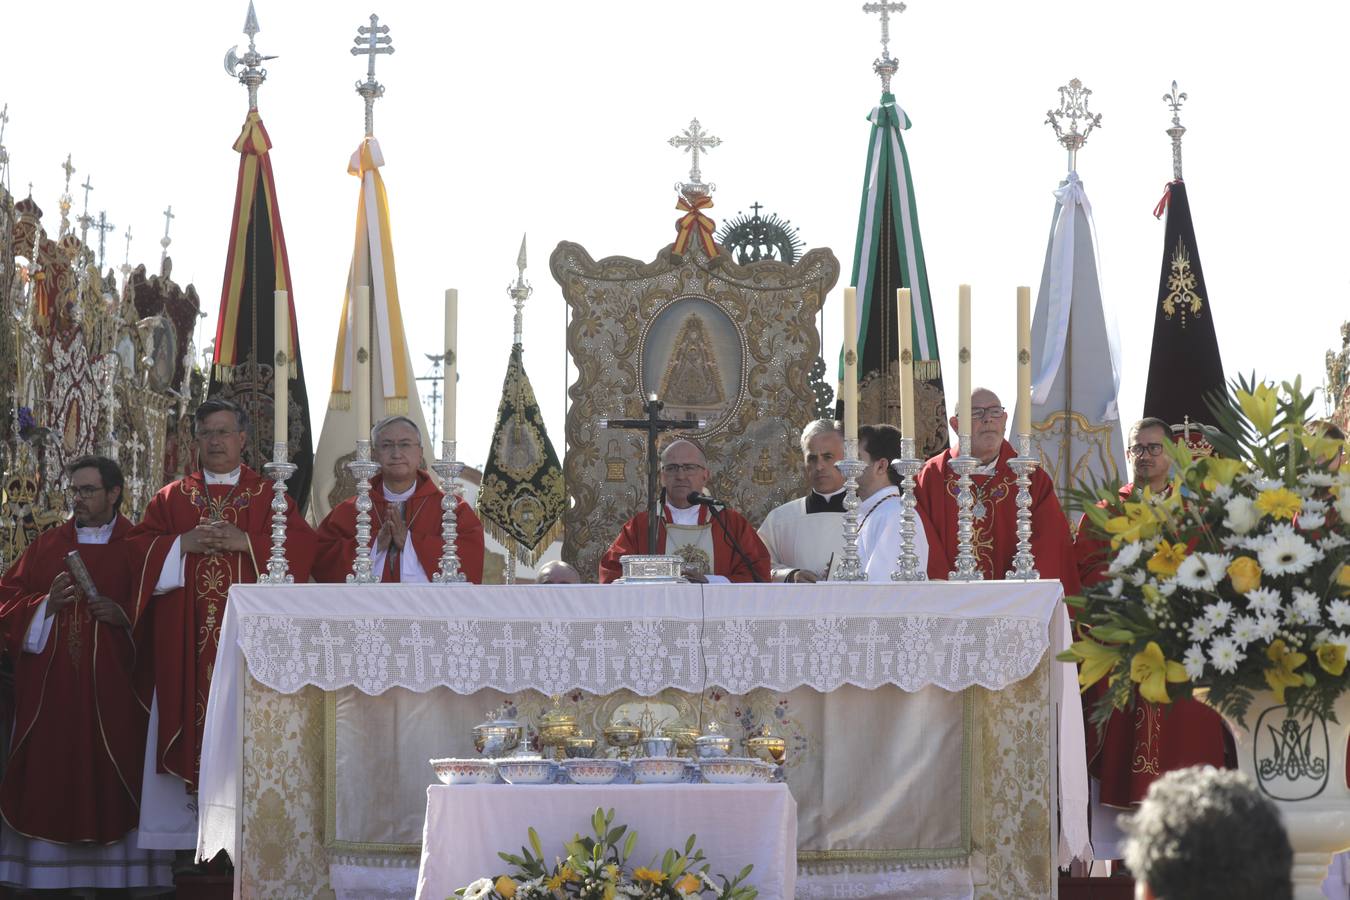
[599,439,771,584]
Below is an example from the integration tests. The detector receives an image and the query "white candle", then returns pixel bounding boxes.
[355,285,371,440]
[958,284,972,438]
[1016,286,1032,436]
[273,290,288,447]
[444,288,458,443]
[897,288,915,441]
[843,287,859,443]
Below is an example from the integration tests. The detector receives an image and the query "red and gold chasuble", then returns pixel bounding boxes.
[598,505,771,584]
[129,466,315,789]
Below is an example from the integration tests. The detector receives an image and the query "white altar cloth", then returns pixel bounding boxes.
[414,784,797,900]
[198,581,1089,878]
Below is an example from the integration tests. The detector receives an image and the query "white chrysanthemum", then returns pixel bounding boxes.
[1321,532,1350,551]
[1302,498,1329,515]
[1302,472,1336,488]
[1108,578,1124,599]
[1242,473,1282,492]
[1298,513,1327,532]
[1177,552,1230,591]
[1230,615,1260,648]
[1109,541,1145,574]
[1336,491,1350,524]
[462,878,495,900]
[1291,588,1322,625]
[1246,587,1283,616]
[1204,599,1235,628]
[1211,484,1234,502]
[1254,615,1282,640]
[1223,496,1260,534]
[1329,599,1350,629]
[1208,636,1245,675]
[1188,617,1215,642]
[1183,644,1208,680]
[1159,578,1179,597]
[1257,526,1319,576]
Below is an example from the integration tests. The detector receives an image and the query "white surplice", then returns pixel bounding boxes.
[757,490,846,581]
[853,485,929,582]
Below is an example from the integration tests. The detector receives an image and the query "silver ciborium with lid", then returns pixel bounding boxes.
[472,704,523,759]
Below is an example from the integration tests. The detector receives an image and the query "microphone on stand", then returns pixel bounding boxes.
[686,493,764,583]
[685,491,727,509]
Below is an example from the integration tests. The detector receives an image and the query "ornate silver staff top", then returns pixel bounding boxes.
[161,204,175,267]
[1045,77,1103,173]
[862,0,906,94]
[94,211,114,271]
[59,154,74,238]
[1163,80,1187,181]
[668,118,721,201]
[225,1,277,111]
[352,14,394,138]
[509,233,531,347]
[120,226,133,282]
[0,103,9,184]
[77,175,93,248]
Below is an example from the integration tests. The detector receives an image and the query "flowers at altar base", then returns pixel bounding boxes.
[1060,375,1350,731]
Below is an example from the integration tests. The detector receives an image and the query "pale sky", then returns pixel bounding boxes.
[5,0,1347,469]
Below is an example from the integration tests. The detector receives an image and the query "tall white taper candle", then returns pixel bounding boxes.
[958,285,972,439]
[355,285,371,438]
[897,288,915,440]
[843,287,859,442]
[444,288,458,443]
[273,290,289,446]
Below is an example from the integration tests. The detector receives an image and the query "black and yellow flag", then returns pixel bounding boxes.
[478,345,565,566]
[1143,180,1225,431]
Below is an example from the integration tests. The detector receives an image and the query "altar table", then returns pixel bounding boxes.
[197,581,1088,899]
[415,783,797,900]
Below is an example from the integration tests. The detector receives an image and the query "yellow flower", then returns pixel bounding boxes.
[1129,641,1188,704]
[1202,457,1246,490]
[1068,636,1124,691]
[674,873,702,895]
[562,867,580,883]
[1337,563,1350,594]
[1237,382,1279,436]
[1104,501,1160,547]
[1264,639,1307,703]
[1317,642,1348,677]
[1147,540,1188,578]
[545,873,564,891]
[634,867,667,885]
[495,876,518,898]
[603,886,615,900]
[604,864,620,883]
[1226,556,1262,595]
[1255,487,1302,521]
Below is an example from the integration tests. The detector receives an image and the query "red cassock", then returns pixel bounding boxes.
[598,506,771,584]
[127,466,316,790]
[0,516,148,843]
[1073,482,1228,808]
[313,471,485,584]
[914,440,1081,594]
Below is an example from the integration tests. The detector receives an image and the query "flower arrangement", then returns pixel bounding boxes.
[455,807,757,900]
[1062,376,1350,728]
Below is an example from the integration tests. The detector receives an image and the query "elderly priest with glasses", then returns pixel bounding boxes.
[315,415,485,584]
[599,438,770,583]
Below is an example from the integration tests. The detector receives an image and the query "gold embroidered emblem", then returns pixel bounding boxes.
[1162,237,1205,328]
[1131,702,1162,776]
[752,447,775,486]
[604,440,627,482]
[672,543,711,576]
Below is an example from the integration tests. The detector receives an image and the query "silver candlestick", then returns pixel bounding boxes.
[890,437,926,582]
[948,433,983,582]
[431,439,467,583]
[1005,433,1041,580]
[257,441,297,584]
[833,437,868,582]
[346,439,381,584]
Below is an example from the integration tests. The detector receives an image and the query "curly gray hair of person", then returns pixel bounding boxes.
[1121,766,1291,900]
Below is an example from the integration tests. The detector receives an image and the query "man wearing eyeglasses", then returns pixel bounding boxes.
[128,397,316,859]
[1072,417,1227,859]
[0,456,172,890]
[914,387,1079,590]
[599,438,770,583]
[756,419,850,582]
[314,416,484,584]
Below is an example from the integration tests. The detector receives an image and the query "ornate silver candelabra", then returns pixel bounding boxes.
[346,439,381,584]
[1005,433,1041,580]
[948,433,983,582]
[258,441,297,584]
[431,439,467,583]
[890,437,926,582]
[833,438,868,582]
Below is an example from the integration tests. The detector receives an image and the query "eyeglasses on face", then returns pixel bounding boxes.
[376,440,421,454]
[971,406,1006,422]
[661,463,705,475]
[66,485,106,499]
[196,428,242,441]
[1128,443,1166,457]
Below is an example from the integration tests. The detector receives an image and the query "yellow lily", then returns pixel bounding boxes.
[1237,382,1279,436]
[1226,556,1262,594]
[1264,639,1307,702]
[1336,563,1350,593]
[1202,457,1246,491]
[1147,540,1188,578]
[1255,487,1302,521]
[495,876,518,898]
[1130,641,1188,704]
[1104,501,1160,548]
[1317,643,1348,677]
[1069,636,1124,691]
[674,874,703,895]
[633,867,667,885]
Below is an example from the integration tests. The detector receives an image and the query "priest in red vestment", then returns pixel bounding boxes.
[128,398,315,852]
[0,456,171,889]
[314,416,485,584]
[914,388,1079,592]
[1072,417,1227,854]
[599,439,770,583]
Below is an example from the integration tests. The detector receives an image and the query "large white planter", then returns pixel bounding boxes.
[1217,689,1350,899]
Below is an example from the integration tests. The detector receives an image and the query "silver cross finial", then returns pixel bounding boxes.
[225,1,278,111]
[352,13,394,138]
[61,154,75,189]
[121,226,133,279]
[1045,77,1103,173]
[59,154,75,237]
[669,118,722,201]
[1163,80,1187,181]
[862,1,906,93]
[77,176,94,247]
[0,104,9,182]
[509,233,532,346]
[94,211,115,271]
[161,205,175,263]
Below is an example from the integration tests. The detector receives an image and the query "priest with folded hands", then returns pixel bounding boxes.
[315,415,485,584]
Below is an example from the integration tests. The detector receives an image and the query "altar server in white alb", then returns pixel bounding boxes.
[757,419,849,582]
[851,423,929,581]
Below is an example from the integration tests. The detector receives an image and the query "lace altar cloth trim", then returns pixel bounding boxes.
[229,581,1063,696]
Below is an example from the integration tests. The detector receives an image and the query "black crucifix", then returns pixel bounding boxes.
[600,394,703,552]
